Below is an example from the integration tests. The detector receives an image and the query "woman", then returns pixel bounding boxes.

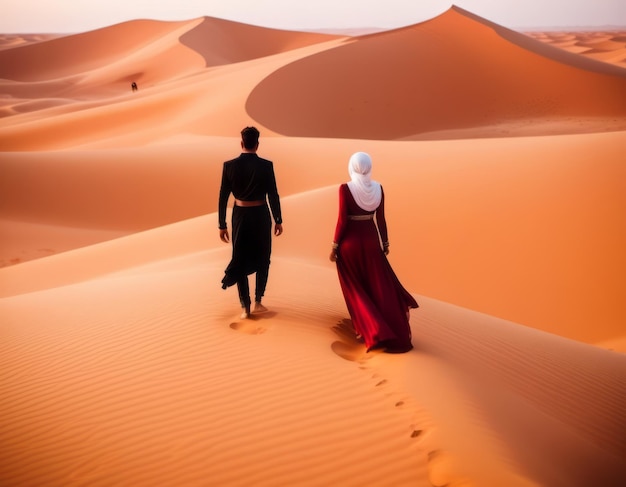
[330,152,418,353]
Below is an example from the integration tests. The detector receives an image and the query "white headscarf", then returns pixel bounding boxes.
[346,152,382,212]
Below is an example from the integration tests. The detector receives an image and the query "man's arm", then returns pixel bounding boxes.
[218,163,231,240]
[266,161,282,226]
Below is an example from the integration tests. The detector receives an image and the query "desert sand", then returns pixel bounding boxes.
[526,29,626,69]
[1,6,625,487]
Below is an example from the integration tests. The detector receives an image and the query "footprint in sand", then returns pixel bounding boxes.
[330,320,384,362]
[229,320,267,335]
[331,340,367,362]
[427,450,453,487]
[331,318,366,345]
[392,399,426,440]
[408,408,435,443]
[410,429,423,438]
[229,310,276,335]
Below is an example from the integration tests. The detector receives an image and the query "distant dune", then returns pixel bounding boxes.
[247,6,626,139]
[1,6,625,487]
[527,29,626,69]
[179,16,343,67]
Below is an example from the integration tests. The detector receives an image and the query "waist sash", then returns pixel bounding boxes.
[348,214,374,220]
[235,199,265,207]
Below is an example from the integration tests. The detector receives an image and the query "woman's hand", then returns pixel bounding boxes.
[330,242,338,262]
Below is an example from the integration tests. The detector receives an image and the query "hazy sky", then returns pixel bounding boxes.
[3,0,626,33]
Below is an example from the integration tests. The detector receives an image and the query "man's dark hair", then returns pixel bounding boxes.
[241,126,260,150]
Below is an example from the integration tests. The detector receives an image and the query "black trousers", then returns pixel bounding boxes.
[236,263,269,308]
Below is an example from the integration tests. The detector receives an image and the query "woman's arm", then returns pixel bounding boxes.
[330,185,348,261]
[375,187,390,254]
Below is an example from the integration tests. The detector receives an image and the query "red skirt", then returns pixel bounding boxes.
[336,219,417,353]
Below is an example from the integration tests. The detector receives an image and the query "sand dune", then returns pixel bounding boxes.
[527,30,626,69]
[1,205,624,486]
[0,35,345,149]
[1,5,625,486]
[247,6,626,140]
[180,16,342,67]
[0,18,210,118]
[4,133,624,345]
[0,16,340,120]
[0,33,63,50]
[0,19,205,82]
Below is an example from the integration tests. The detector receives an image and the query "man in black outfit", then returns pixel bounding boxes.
[218,127,283,319]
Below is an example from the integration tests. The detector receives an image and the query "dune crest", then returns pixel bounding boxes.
[526,29,626,69]
[0,19,207,83]
[180,16,343,67]
[246,6,626,140]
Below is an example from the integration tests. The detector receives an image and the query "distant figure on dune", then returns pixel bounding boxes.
[330,152,417,353]
[219,126,283,319]
[131,82,138,92]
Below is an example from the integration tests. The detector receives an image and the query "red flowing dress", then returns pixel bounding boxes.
[333,184,418,353]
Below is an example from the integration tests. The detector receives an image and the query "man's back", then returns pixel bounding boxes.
[223,153,275,201]
[219,152,281,231]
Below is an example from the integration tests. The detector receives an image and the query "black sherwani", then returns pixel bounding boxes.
[218,153,282,303]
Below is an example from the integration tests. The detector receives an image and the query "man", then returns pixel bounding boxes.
[218,126,283,319]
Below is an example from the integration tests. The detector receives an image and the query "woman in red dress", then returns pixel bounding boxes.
[330,152,418,353]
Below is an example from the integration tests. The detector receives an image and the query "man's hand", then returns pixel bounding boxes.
[274,223,283,236]
[220,229,230,243]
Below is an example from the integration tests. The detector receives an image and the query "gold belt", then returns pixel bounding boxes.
[348,214,374,220]
[235,199,265,207]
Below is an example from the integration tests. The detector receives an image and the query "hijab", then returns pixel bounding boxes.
[346,152,382,212]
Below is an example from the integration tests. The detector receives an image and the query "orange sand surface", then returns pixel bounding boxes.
[1,6,625,487]
[527,30,626,69]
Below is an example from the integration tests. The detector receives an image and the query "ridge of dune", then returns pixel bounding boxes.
[0,18,209,113]
[526,29,626,69]
[0,34,64,51]
[450,6,626,77]
[0,35,346,150]
[3,8,625,147]
[0,19,204,82]
[0,16,342,122]
[0,145,224,231]
[246,6,626,140]
[0,215,214,298]
[179,16,344,67]
[0,219,127,268]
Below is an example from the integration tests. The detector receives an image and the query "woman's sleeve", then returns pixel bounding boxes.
[333,184,348,244]
[375,186,388,244]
